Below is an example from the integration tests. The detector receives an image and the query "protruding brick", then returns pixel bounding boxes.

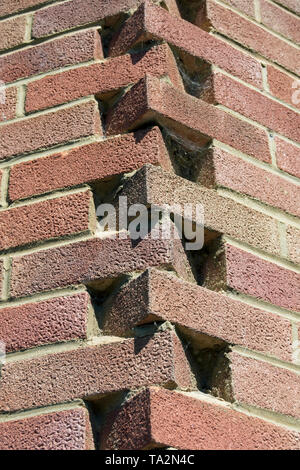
[267,65,300,109]
[286,226,300,265]
[204,242,300,312]
[103,268,293,361]
[260,0,300,43]
[199,147,300,217]
[0,16,27,52]
[197,0,300,75]
[0,407,95,450]
[0,0,56,17]
[229,352,300,419]
[9,127,171,201]
[0,330,196,412]
[0,29,103,83]
[0,190,94,251]
[100,387,300,450]
[10,222,194,298]
[200,71,300,143]
[0,292,89,352]
[275,137,300,178]
[25,43,183,113]
[0,86,18,123]
[116,165,282,256]
[109,0,263,88]
[0,99,102,161]
[106,75,271,162]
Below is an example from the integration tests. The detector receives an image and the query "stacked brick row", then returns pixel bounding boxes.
[0,0,299,450]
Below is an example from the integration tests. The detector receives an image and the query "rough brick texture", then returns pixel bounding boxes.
[0,16,27,52]
[0,86,18,123]
[101,387,300,450]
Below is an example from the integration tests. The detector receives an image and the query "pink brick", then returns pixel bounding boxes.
[0,86,18,123]
[100,387,300,450]
[222,0,255,17]
[0,190,94,250]
[0,408,95,450]
[274,0,300,15]
[0,99,102,161]
[199,147,300,217]
[25,43,183,113]
[200,71,300,143]
[0,330,196,412]
[106,75,271,162]
[0,292,90,352]
[260,0,300,43]
[9,127,171,201]
[0,16,27,52]
[197,0,300,75]
[0,29,102,84]
[267,65,300,109]
[109,0,263,88]
[287,226,300,265]
[275,136,300,178]
[104,268,293,361]
[229,352,300,419]
[205,242,300,312]
[10,223,194,298]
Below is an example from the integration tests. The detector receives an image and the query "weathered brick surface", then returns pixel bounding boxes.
[199,147,300,217]
[106,75,271,162]
[25,43,183,113]
[229,352,300,419]
[9,127,171,201]
[0,407,95,450]
[260,0,300,43]
[0,29,102,84]
[0,100,102,161]
[109,1,263,88]
[10,223,194,298]
[222,0,255,17]
[0,16,27,52]
[0,259,3,298]
[117,165,282,255]
[0,190,94,251]
[0,0,56,17]
[275,137,300,178]
[0,86,18,123]
[286,226,300,264]
[0,292,89,352]
[274,0,300,15]
[197,0,300,75]
[101,387,300,450]
[267,65,300,109]
[205,242,300,312]
[200,71,300,143]
[103,268,293,361]
[0,330,196,412]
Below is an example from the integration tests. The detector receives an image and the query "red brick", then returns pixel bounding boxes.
[0,330,196,412]
[0,29,102,83]
[197,0,300,75]
[222,0,255,17]
[0,86,18,122]
[0,190,94,251]
[25,43,183,113]
[109,1,263,88]
[0,16,27,52]
[0,0,56,17]
[32,0,146,38]
[274,0,300,15]
[200,72,300,143]
[275,136,300,178]
[267,65,300,109]
[286,226,300,265]
[10,223,194,298]
[0,292,89,353]
[116,165,282,256]
[260,0,300,43]
[106,75,271,162]
[229,352,300,419]
[104,268,293,361]
[205,242,300,312]
[9,127,171,201]
[199,147,300,217]
[0,259,3,298]
[0,407,95,450]
[0,99,102,161]
[100,387,300,450]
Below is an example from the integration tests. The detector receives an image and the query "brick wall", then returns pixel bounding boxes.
[0,0,299,450]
